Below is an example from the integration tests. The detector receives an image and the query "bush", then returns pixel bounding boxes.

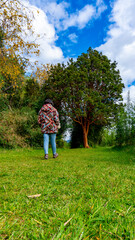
[0,107,66,149]
[0,108,42,148]
[56,137,65,148]
[116,102,135,146]
[101,127,116,146]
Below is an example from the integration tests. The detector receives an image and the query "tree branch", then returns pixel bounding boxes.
[0,0,8,8]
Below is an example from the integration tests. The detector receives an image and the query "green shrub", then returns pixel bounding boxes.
[116,102,135,146]
[0,108,42,148]
[56,137,65,148]
[101,127,116,146]
[0,110,27,148]
[0,108,65,148]
[25,128,43,147]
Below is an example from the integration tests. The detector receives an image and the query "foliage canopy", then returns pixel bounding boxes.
[45,48,124,147]
[0,0,39,103]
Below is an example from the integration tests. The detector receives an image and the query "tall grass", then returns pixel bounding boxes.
[0,146,134,239]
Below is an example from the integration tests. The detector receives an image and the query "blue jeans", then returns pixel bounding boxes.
[43,133,56,155]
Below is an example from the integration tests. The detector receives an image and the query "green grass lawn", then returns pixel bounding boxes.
[0,146,135,240]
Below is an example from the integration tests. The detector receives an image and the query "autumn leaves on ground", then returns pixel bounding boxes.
[0,146,134,239]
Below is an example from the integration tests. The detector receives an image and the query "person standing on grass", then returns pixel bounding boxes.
[38,99,60,160]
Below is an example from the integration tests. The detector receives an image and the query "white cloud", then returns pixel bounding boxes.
[21,0,107,65]
[44,1,107,30]
[96,0,135,101]
[44,1,69,30]
[68,33,78,43]
[32,8,63,62]
[96,0,107,17]
[22,1,64,64]
[63,5,95,30]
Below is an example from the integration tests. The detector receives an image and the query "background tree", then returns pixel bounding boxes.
[45,48,124,148]
[22,77,40,109]
[116,91,135,146]
[32,64,51,86]
[0,0,39,104]
[41,63,69,144]
[71,121,103,148]
[0,0,39,59]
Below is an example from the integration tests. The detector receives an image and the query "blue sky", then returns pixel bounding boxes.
[24,0,135,101]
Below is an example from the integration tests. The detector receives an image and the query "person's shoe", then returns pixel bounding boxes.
[53,153,58,158]
[44,154,48,160]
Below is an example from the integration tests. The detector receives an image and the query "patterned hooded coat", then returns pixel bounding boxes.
[38,104,60,134]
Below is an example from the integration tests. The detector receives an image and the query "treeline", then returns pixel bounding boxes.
[0,67,134,149]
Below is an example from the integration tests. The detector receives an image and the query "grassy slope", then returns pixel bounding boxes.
[0,147,135,239]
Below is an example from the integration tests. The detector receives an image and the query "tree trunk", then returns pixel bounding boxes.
[82,125,89,148]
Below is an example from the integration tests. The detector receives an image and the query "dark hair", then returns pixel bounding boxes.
[44,99,54,106]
